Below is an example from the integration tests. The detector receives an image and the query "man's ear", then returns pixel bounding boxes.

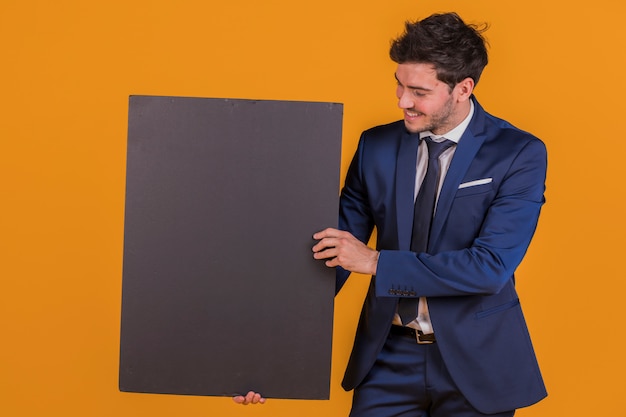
[455,77,475,101]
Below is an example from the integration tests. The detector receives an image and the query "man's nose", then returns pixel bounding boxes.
[397,90,413,109]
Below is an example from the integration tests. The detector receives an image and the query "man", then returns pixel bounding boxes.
[235,12,547,416]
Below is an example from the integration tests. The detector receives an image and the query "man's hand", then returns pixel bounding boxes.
[232,391,266,405]
[312,228,379,275]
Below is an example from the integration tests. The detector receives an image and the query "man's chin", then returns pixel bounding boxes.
[404,120,426,134]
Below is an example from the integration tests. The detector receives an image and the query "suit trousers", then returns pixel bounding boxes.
[348,329,516,417]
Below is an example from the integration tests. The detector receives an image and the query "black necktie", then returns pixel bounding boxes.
[398,137,455,324]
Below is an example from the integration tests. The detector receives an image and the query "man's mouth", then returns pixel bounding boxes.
[405,110,422,118]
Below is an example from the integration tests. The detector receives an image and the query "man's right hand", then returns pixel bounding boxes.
[232,391,266,405]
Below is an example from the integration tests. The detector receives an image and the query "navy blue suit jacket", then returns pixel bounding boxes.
[337,97,547,414]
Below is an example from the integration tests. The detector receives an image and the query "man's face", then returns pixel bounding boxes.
[395,62,467,135]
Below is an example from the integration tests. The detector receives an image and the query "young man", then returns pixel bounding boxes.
[236,12,547,416]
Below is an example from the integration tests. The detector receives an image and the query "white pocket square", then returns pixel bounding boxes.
[458,178,493,189]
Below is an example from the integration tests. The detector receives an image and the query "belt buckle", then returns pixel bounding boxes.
[416,330,435,344]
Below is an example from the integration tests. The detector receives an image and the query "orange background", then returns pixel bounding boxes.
[2,1,625,416]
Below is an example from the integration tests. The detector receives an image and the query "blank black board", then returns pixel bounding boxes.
[119,96,342,399]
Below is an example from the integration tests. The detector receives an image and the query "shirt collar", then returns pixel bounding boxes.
[419,99,475,144]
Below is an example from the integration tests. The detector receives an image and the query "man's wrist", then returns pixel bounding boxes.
[370,250,380,275]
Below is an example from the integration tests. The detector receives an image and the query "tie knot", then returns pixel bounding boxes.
[425,137,455,160]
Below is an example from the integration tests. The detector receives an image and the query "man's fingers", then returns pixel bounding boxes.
[252,393,266,404]
[313,227,347,241]
[312,235,338,254]
[324,257,340,267]
[313,228,336,240]
[233,391,265,405]
[245,391,256,403]
[313,243,338,258]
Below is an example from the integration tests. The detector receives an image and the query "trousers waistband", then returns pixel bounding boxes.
[389,325,436,344]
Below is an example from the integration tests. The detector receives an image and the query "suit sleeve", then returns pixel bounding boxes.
[335,133,376,293]
[375,137,547,298]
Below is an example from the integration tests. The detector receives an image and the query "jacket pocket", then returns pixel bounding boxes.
[475,298,520,319]
[455,182,494,198]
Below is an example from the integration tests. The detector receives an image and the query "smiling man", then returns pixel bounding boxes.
[236,12,547,416]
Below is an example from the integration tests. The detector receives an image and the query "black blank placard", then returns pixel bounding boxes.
[119,96,342,399]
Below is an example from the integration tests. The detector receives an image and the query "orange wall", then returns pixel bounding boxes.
[2,1,625,416]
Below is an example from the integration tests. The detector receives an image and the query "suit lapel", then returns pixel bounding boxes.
[395,131,420,250]
[429,99,488,250]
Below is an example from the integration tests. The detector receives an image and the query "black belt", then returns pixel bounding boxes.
[390,325,436,344]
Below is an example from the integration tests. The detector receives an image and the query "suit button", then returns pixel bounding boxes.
[388,289,396,295]
[402,290,409,296]
[409,291,416,296]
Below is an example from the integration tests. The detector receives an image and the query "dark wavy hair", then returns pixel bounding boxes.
[389,12,489,90]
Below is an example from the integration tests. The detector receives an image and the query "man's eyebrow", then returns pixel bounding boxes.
[394,73,433,91]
